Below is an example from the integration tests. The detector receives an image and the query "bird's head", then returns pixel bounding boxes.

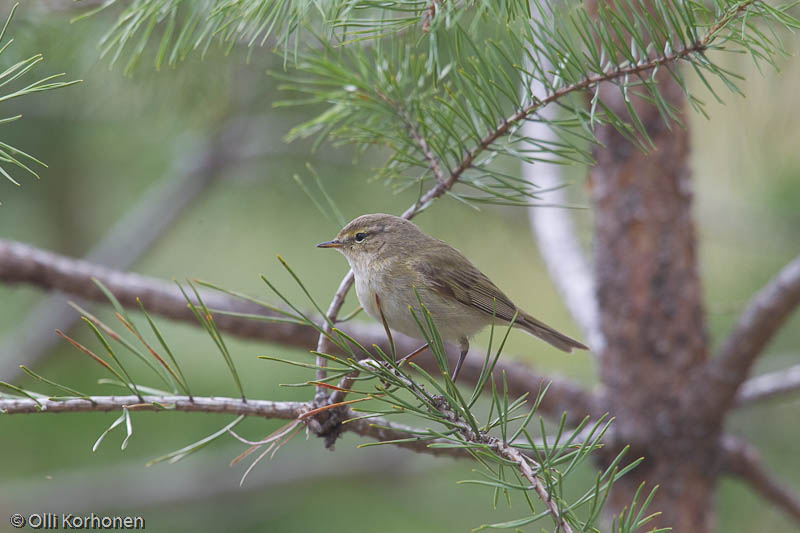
[317,213,422,264]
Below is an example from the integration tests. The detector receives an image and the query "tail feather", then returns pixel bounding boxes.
[515,311,588,353]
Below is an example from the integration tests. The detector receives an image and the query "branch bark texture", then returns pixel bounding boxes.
[0,394,473,460]
[588,45,715,533]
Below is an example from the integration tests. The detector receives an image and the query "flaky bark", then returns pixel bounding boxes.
[589,70,717,530]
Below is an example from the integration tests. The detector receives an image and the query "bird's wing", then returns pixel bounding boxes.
[415,246,520,323]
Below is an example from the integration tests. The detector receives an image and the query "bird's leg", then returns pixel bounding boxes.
[398,343,430,364]
[375,293,396,360]
[451,338,469,382]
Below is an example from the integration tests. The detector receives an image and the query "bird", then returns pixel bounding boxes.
[317,213,588,381]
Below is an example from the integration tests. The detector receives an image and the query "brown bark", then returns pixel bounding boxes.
[589,72,718,531]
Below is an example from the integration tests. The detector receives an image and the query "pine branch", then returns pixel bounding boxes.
[377,90,446,185]
[0,394,304,419]
[736,363,800,407]
[308,4,756,400]
[428,395,573,532]
[704,254,800,415]
[0,240,307,345]
[453,19,751,187]
[0,394,469,459]
[0,3,80,197]
[314,270,355,400]
[500,444,572,533]
[0,239,599,423]
[722,436,800,523]
[1,392,768,529]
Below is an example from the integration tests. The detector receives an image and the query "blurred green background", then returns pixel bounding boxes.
[0,3,798,532]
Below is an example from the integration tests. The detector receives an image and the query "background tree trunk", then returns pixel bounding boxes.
[590,72,718,531]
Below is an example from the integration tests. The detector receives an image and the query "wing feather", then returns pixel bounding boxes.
[416,247,519,323]
[414,240,588,352]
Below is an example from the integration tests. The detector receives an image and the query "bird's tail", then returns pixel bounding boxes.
[515,311,589,353]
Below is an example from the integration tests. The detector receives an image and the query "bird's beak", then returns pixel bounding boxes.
[316,239,343,249]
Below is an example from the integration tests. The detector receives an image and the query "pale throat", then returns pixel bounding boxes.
[343,250,382,320]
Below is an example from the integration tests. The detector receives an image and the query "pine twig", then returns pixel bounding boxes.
[0,395,471,459]
[0,395,304,418]
[314,270,355,400]
[431,396,573,532]
[499,444,572,533]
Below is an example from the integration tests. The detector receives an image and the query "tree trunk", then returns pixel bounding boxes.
[589,72,719,531]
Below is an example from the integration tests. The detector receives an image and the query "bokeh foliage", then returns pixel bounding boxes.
[0,1,799,532]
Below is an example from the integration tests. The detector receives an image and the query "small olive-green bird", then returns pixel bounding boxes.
[317,213,588,381]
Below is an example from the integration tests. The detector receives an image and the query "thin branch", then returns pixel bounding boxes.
[314,270,354,400]
[0,395,305,419]
[0,240,599,422]
[705,254,800,414]
[736,363,800,407]
[305,5,744,408]
[406,119,446,184]
[721,435,800,524]
[312,100,448,396]
[375,89,446,185]
[499,444,572,533]
[0,122,249,381]
[430,397,573,532]
[328,370,358,405]
[343,414,467,459]
[0,394,469,459]
[312,8,748,374]
[419,27,735,215]
[0,239,310,347]
[1,392,585,522]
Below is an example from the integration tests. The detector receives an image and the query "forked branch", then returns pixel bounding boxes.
[312,18,738,391]
[705,254,800,414]
[722,436,800,523]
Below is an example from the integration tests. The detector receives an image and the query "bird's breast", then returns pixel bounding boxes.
[351,257,414,333]
[354,270,380,321]
[348,254,490,343]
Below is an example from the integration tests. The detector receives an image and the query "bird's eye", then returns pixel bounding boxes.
[354,232,367,243]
